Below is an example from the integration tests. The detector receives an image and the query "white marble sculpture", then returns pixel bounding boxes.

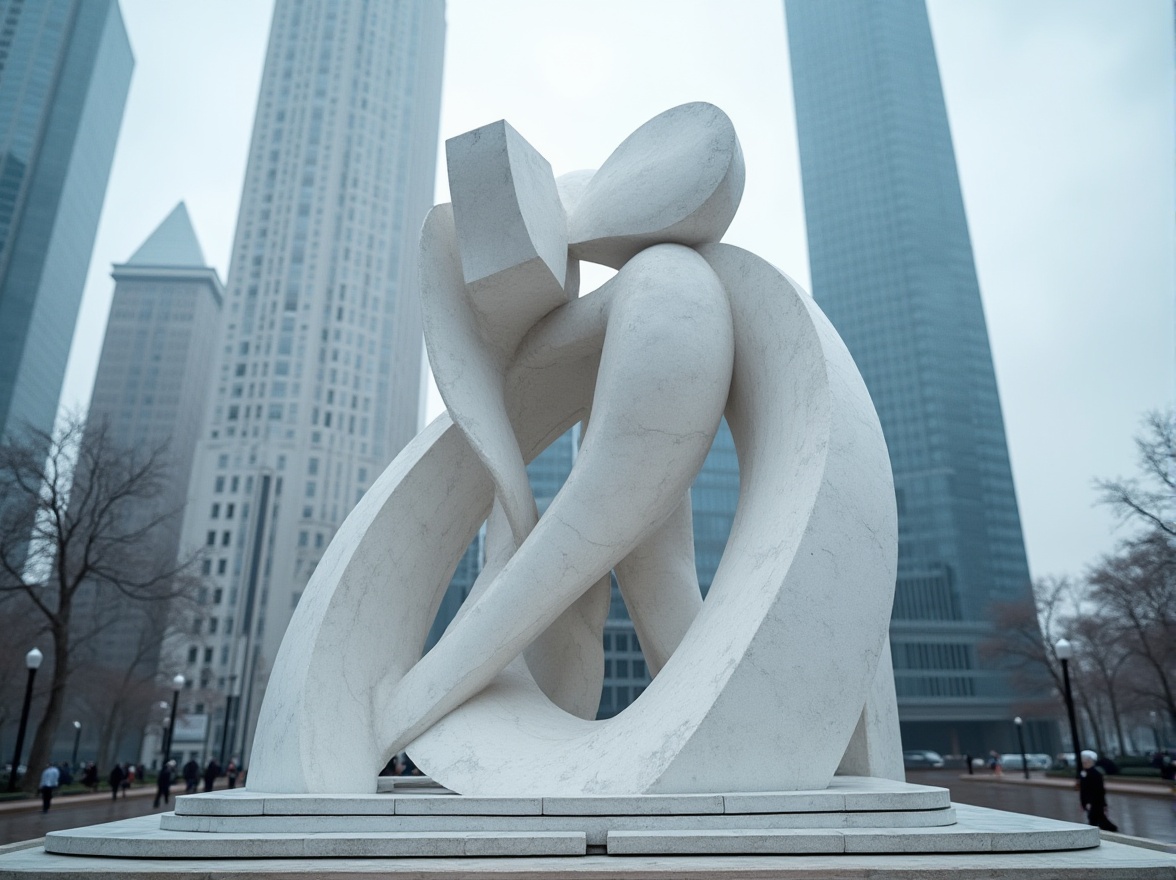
[248,103,903,797]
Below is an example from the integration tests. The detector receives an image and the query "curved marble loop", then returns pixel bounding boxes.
[423,201,716,721]
[375,240,734,759]
[407,244,898,796]
[245,243,897,796]
[568,102,746,269]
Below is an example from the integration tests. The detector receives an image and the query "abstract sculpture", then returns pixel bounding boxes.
[249,103,903,797]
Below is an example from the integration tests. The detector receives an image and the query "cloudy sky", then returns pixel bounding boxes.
[59,0,1173,584]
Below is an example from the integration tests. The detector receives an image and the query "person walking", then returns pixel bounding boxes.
[182,758,200,793]
[987,750,1003,776]
[108,763,125,801]
[82,762,99,792]
[1079,749,1119,832]
[38,763,60,813]
[153,761,175,809]
[226,758,239,789]
[202,757,221,793]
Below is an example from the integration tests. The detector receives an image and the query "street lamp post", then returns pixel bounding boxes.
[162,674,184,765]
[71,721,81,768]
[7,648,43,791]
[1055,638,1082,781]
[1014,716,1029,780]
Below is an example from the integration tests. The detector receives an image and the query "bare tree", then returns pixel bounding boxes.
[1087,532,1176,730]
[1096,408,1176,539]
[1071,612,1131,754]
[0,415,194,790]
[982,576,1076,697]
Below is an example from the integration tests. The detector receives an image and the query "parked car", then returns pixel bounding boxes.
[903,750,946,769]
[1000,753,1051,771]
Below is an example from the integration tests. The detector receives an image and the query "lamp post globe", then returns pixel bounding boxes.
[71,720,82,768]
[1013,716,1029,780]
[7,647,42,791]
[163,675,185,766]
[1055,638,1082,780]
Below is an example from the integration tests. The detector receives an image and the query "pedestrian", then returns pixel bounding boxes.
[226,758,239,789]
[123,762,135,794]
[202,757,220,793]
[965,753,974,776]
[154,760,175,808]
[1079,749,1119,832]
[38,763,60,813]
[82,762,99,792]
[108,762,125,801]
[988,750,1003,776]
[182,757,200,793]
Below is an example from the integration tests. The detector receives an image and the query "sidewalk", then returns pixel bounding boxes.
[0,783,168,815]
[957,772,1176,800]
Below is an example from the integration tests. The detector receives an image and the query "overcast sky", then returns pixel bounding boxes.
[59,0,1174,585]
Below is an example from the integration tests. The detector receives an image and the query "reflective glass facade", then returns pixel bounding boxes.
[786,0,1051,754]
[0,0,132,443]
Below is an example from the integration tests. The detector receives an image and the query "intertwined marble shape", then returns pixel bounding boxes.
[248,103,902,797]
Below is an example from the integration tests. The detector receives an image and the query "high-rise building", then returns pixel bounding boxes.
[0,0,133,445]
[75,202,222,766]
[786,0,1049,754]
[175,0,445,764]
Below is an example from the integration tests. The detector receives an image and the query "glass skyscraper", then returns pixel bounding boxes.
[786,0,1050,754]
[175,0,445,766]
[0,0,132,445]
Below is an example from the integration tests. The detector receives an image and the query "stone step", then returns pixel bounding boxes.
[160,805,957,843]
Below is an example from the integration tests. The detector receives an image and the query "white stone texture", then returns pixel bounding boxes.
[32,803,1118,862]
[446,120,572,351]
[6,841,1174,877]
[837,634,906,781]
[568,103,746,268]
[248,104,899,799]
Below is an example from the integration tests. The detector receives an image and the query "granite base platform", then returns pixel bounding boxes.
[1,777,1173,877]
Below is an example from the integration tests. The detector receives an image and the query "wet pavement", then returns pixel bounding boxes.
[0,788,171,846]
[908,769,1176,843]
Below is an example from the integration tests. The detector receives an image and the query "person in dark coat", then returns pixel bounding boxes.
[153,761,175,808]
[1079,750,1119,832]
[182,758,200,793]
[82,762,99,792]
[202,757,221,792]
[108,763,125,801]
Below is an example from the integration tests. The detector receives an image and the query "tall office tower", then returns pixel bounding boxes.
[176,0,445,764]
[74,203,222,765]
[786,0,1048,754]
[0,0,132,446]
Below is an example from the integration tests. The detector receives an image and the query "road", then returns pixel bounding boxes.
[908,769,1176,843]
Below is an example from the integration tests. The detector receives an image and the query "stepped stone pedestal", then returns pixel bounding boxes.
[2,777,1175,876]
